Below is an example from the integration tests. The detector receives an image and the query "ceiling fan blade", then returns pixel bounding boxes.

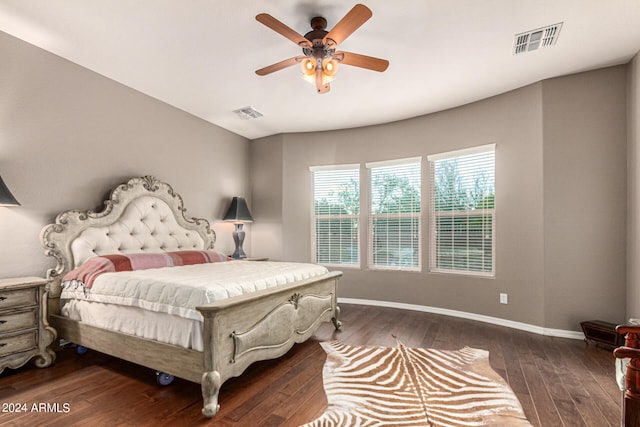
[315,70,330,94]
[337,51,389,72]
[256,13,311,47]
[316,82,331,94]
[323,4,372,46]
[256,56,302,76]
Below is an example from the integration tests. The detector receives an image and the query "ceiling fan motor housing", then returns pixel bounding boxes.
[303,16,335,61]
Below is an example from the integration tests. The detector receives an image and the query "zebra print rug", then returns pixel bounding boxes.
[301,341,532,426]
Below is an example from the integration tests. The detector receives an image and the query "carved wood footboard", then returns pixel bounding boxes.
[198,272,341,417]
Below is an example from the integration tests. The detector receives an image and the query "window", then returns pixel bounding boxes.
[310,165,360,267]
[367,158,421,271]
[428,144,495,276]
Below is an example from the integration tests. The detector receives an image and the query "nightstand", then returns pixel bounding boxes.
[0,277,56,374]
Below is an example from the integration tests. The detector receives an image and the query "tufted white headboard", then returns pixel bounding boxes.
[69,195,206,267]
[41,176,216,297]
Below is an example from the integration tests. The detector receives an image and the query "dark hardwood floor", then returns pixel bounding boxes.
[0,304,622,426]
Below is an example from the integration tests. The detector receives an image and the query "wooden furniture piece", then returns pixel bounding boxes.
[0,276,56,373]
[615,325,640,427]
[40,176,341,418]
[580,320,624,347]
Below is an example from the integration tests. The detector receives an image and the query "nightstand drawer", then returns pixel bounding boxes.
[0,331,37,356]
[0,288,37,310]
[0,309,38,333]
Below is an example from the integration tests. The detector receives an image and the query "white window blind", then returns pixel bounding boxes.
[367,158,421,271]
[311,165,360,266]
[428,144,495,276]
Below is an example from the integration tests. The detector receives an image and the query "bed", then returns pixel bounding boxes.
[40,175,342,417]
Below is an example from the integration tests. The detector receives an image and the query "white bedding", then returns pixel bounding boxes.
[60,260,329,351]
[61,260,329,321]
[61,300,205,350]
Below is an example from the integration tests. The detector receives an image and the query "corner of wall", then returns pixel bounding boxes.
[628,51,640,318]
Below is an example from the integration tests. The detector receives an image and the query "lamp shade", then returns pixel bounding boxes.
[223,197,253,222]
[0,175,20,206]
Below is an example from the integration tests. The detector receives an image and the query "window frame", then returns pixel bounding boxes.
[427,144,496,278]
[366,157,422,272]
[310,164,361,268]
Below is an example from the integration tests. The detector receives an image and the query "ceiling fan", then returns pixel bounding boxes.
[255,4,389,94]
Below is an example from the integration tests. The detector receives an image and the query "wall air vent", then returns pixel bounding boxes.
[233,106,263,120]
[513,22,562,55]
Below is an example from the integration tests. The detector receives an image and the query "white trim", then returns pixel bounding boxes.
[309,163,360,172]
[365,157,422,169]
[427,143,496,162]
[338,298,585,340]
[429,268,495,278]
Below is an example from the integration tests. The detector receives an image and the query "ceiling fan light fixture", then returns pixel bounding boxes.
[322,58,339,76]
[301,64,336,87]
[300,58,316,75]
[301,72,334,86]
[301,73,315,85]
[319,71,335,86]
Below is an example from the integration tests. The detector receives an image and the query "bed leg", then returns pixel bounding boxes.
[201,370,221,418]
[332,305,342,330]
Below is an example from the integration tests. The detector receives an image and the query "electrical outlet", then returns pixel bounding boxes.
[499,293,508,304]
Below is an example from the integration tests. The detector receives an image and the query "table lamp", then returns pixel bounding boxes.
[223,196,253,259]
[0,175,20,206]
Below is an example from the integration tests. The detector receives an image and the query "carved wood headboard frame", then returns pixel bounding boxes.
[41,176,216,298]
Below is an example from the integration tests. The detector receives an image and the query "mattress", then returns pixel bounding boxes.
[60,260,329,350]
[61,299,205,350]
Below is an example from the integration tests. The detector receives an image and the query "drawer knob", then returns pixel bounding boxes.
[0,343,6,347]
[0,320,5,325]
[0,296,6,301]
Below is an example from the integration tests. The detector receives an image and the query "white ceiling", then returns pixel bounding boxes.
[1,1,640,140]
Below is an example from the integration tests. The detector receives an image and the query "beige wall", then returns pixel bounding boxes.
[253,83,548,328]
[250,66,629,331]
[629,52,640,319]
[542,66,628,328]
[250,134,284,260]
[0,31,250,279]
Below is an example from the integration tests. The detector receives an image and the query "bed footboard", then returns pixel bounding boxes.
[197,271,341,417]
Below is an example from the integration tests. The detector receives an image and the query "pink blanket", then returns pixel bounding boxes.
[62,250,228,289]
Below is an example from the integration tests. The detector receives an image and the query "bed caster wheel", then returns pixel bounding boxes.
[75,345,89,355]
[156,372,175,386]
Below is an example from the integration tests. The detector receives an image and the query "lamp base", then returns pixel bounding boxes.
[230,223,247,259]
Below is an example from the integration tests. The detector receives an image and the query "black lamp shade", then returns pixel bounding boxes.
[0,176,20,206]
[223,197,253,222]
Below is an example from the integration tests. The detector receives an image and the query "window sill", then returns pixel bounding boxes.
[429,269,495,279]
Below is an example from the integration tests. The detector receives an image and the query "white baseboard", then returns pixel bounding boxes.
[338,297,585,340]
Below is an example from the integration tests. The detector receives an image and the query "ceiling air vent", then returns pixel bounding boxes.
[513,23,562,55]
[233,106,263,120]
